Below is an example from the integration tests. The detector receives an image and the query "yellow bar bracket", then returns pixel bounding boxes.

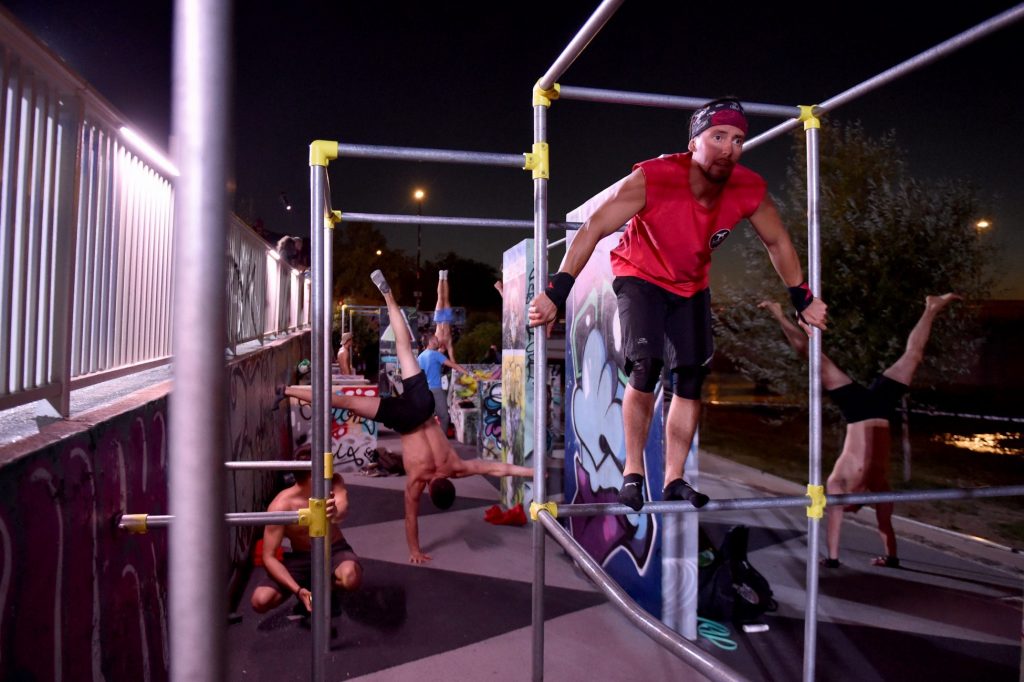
[798,105,821,131]
[121,513,149,534]
[309,139,339,167]
[523,142,549,180]
[806,484,826,519]
[529,500,558,521]
[300,498,328,537]
[324,452,333,480]
[325,210,342,230]
[533,81,560,108]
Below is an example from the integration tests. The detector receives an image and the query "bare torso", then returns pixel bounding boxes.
[831,418,892,493]
[267,484,344,552]
[401,420,466,485]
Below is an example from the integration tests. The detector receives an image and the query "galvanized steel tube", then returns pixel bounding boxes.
[536,0,625,91]
[339,212,579,231]
[119,511,302,530]
[225,460,312,470]
[558,86,798,118]
[167,0,230,679]
[744,6,1024,151]
[530,98,549,682]
[336,143,523,169]
[538,513,748,682]
[803,124,823,682]
[309,163,329,682]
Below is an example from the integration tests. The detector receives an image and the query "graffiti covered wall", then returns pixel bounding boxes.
[288,384,379,472]
[377,306,420,397]
[501,240,536,508]
[0,333,307,681]
[563,229,667,617]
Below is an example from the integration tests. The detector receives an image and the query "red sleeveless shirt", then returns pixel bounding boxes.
[610,153,766,297]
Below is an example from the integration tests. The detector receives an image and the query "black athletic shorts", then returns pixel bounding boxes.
[613,277,713,370]
[373,371,435,434]
[827,375,908,423]
[257,538,360,593]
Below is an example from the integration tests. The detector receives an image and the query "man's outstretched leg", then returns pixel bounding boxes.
[372,270,422,380]
[882,293,961,385]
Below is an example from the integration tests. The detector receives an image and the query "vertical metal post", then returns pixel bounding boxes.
[530,99,549,682]
[309,164,329,682]
[167,0,230,679]
[802,121,822,682]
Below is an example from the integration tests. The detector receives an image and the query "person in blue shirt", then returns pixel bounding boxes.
[418,333,470,437]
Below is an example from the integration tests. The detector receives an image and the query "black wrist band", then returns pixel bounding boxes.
[788,281,814,313]
[545,272,575,312]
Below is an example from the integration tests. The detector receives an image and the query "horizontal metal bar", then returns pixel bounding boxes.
[336,143,524,169]
[119,511,301,531]
[558,85,799,118]
[557,484,1024,518]
[68,355,172,390]
[560,495,809,517]
[341,212,580,231]
[225,461,311,470]
[537,512,746,682]
[548,237,567,250]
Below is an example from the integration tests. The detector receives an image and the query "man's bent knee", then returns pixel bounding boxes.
[668,365,709,400]
[251,587,282,613]
[334,561,362,591]
[627,357,663,393]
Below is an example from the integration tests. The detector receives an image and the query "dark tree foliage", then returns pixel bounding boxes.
[716,122,992,397]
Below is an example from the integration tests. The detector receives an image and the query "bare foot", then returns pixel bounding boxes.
[925,293,962,313]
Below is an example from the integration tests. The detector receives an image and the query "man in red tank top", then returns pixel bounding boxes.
[529,97,828,511]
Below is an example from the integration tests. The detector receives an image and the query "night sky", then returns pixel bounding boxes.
[5,1,1022,296]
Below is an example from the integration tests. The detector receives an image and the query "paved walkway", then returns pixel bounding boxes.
[227,432,1023,681]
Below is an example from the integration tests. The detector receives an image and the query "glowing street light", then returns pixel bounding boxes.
[375,249,382,256]
[975,219,992,233]
[413,188,426,310]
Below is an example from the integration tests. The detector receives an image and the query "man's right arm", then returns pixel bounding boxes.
[261,523,310,610]
[528,169,646,328]
[404,479,430,564]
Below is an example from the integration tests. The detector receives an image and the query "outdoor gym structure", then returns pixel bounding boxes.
[127,1,1024,681]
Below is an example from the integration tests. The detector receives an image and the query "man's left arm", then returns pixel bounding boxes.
[748,195,828,330]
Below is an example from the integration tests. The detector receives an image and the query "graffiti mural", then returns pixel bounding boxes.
[0,333,307,680]
[563,229,666,616]
[502,240,535,507]
[289,384,380,472]
[479,379,503,460]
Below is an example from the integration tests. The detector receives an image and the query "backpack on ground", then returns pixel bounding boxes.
[697,524,778,624]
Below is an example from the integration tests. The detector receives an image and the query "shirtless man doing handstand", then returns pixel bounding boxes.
[286,270,532,564]
[761,293,960,568]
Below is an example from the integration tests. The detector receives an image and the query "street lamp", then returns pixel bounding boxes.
[975,218,992,233]
[413,188,426,310]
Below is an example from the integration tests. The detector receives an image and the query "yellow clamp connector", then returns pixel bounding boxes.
[529,501,559,521]
[798,105,821,131]
[309,139,339,167]
[325,210,342,230]
[533,81,560,107]
[121,513,149,534]
[298,498,328,537]
[806,484,826,519]
[324,452,334,480]
[523,142,549,180]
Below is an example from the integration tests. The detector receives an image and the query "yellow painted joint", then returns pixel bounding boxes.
[806,484,826,519]
[533,81,560,107]
[529,501,558,521]
[297,507,311,526]
[324,453,333,480]
[306,498,328,537]
[523,142,549,180]
[798,105,821,130]
[121,513,149,533]
[309,139,339,167]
